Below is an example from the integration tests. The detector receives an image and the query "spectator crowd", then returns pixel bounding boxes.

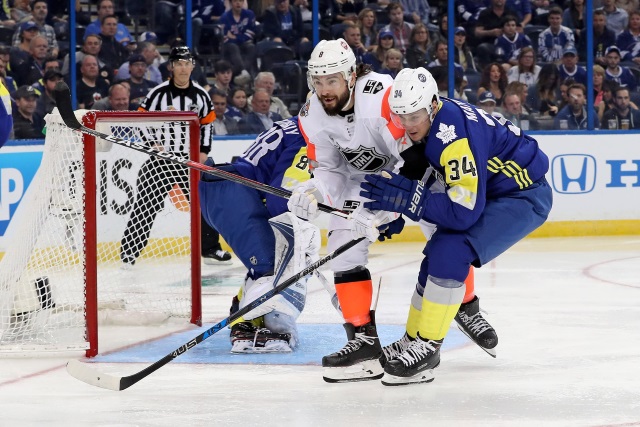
[2,0,640,139]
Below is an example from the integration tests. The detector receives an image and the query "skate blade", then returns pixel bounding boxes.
[381,369,435,386]
[457,325,497,358]
[231,340,292,354]
[323,359,384,383]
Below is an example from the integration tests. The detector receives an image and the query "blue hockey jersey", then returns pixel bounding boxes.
[418,98,549,231]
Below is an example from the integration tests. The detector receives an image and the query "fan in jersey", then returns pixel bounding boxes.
[0,81,12,147]
[119,45,232,269]
[356,67,553,385]
[199,117,320,353]
[287,39,493,384]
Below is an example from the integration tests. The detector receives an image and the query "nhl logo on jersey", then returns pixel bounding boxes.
[363,80,384,94]
[340,146,390,172]
[418,73,427,82]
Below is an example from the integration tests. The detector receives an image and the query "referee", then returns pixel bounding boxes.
[120,45,232,267]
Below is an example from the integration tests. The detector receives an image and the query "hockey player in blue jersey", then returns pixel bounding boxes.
[199,117,321,353]
[0,81,12,147]
[355,67,553,385]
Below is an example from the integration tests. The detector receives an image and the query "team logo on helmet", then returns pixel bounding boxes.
[418,73,427,82]
[339,146,390,172]
[341,40,348,50]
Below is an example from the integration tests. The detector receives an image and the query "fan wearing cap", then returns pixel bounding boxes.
[12,85,44,139]
[604,45,637,92]
[9,21,40,73]
[118,54,155,108]
[558,47,587,85]
[116,43,163,85]
[357,68,552,385]
[476,90,498,114]
[120,45,231,269]
[10,1,58,59]
[362,30,396,72]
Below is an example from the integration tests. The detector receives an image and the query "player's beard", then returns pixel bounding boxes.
[319,89,351,116]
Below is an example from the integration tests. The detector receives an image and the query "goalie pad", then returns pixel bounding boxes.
[240,212,321,321]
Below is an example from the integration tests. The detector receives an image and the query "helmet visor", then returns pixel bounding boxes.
[390,108,430,129]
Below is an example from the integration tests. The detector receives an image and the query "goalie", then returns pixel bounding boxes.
[199,117,320,353]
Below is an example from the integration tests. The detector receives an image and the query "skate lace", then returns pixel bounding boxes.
[460,312,491,335]
[397,339,437,367]
[382,334,412,359]
[337,332,376,356]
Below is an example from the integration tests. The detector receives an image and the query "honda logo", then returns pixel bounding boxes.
[551,154,596,194]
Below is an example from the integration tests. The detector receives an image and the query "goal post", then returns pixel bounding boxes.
[0,109,203,357]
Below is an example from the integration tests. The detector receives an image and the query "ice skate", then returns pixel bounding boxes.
[322,311,384,383]
[455,296,498,357]
[381,332,414,366]
[229,321,293,353]
[381,334,441,386]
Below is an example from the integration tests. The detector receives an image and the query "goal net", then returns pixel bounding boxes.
[0,110,202,356]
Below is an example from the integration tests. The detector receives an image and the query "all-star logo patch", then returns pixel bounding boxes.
[418,73,426,82]
[435,123,456,145]
[363,80,384,94]
[299,101,310,117]
[339,146,390,172]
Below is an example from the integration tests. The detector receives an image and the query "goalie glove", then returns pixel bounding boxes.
[287,180,325,221]
[350,206,400,243]
[360,169,430,222]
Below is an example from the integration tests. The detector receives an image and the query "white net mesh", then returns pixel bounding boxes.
[0,110,200,354]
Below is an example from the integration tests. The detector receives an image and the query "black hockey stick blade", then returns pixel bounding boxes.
[52,81,349,219]
[66,237,365,391]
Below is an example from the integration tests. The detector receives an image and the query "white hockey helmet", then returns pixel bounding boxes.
[388,67,440,127]
[307,38,357,90]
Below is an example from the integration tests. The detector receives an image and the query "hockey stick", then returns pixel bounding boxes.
[66,236,365,390]
[52,82,349,219]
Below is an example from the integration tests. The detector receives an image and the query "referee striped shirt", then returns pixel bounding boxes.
[138,79,215,155]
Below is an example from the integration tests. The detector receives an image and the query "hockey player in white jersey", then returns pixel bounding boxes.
[288,39,409,383]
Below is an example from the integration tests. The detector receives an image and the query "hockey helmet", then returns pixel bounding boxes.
[388,67,440,128]
[169,45,194,63]
[307,38,356,87]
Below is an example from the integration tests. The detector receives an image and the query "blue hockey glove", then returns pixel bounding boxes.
[377,215,405,242]
[360,169,430,222]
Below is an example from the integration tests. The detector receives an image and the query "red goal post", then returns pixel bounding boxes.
[0,110,203,357]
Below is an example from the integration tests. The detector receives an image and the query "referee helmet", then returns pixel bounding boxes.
[169,46,194,63]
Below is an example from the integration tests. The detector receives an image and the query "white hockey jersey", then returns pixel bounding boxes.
[299,72,407,209]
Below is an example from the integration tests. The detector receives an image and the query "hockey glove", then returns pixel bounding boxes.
[360,169,430,222]
[350,206,400,242]
[287,180,324,221]
[377,215,405,242]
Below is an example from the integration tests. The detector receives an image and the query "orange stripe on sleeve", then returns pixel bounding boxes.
[201,111,216,125]
[335,280,373,326]
[299,119,316,161]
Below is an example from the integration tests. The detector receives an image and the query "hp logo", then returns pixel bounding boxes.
[551,154,596,194]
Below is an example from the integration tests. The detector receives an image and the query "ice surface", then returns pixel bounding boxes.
[1,237,639,427]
